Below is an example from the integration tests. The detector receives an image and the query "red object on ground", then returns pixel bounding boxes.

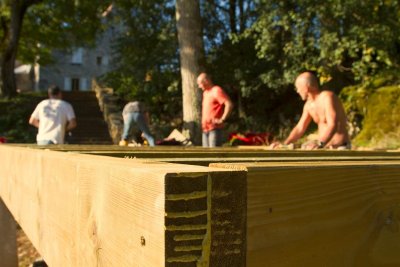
[0,137,7,143]
[228,132,272,146]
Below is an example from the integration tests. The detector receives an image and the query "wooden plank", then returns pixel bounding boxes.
[82,150,400,158]
[123,156,400,166]
[211,161,400,267]
[0,145,246,267]
[0,198,18,267]
[9,143,400,156]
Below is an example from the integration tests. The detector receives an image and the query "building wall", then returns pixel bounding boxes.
[38,25,117,91]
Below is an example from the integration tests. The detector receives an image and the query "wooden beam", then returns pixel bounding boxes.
[14,144,400,161]
[211,161,400,267]
[0,145,246,267]
[122,156,400,166]
[81,151,400,159]
[9,143,400,156]
[0,198,18,267]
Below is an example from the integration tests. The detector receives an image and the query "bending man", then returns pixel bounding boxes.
[271,71,350,149]
[119,100,155,147]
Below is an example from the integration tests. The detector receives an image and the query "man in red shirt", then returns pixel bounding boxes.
[197,73,233,147]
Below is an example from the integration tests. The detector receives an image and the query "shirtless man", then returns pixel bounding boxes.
[271,72,350,149]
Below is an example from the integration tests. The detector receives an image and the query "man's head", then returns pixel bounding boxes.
[48,85,62,99]
[197,72,213,91]
[294,72,320,101]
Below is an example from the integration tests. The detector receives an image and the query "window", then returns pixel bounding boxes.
[80,78,89,91]
[71,48,83,64]
[64,77,71,91]
[72,78,80,91]
[103,55,109,66]
[96,56,102,66]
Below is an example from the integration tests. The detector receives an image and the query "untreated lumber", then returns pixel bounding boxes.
[0,198,18,267]
[0,145,246,267]
[73,149,400,167]
[123,156,400,166]
[211,161,400,267]
[10,143,400,159]
[10,143,400,156]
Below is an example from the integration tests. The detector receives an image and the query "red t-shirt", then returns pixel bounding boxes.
[202,85,230,132]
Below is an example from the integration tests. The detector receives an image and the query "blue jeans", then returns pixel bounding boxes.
[202,129,222,147]
[122,112,155,146]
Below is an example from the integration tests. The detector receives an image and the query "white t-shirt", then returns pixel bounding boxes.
[31,99,75,144]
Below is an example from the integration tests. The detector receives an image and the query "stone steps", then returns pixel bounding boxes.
[63,91,113,144]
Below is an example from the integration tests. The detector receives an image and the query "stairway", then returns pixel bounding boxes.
[62,91,113,144]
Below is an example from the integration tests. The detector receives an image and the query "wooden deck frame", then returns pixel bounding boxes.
[10,143,400,155]
[212,161,400,267]
[2,145,400,266]
[11,144,400,167]
[0,145,246,267]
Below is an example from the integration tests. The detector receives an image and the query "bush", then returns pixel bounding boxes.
[340,70,400,149]
[353,86,400,149]
[0,92,45,143]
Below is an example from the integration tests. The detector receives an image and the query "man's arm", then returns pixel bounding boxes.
[283,105,312,145]
[215,98,233,124]
[29,104,40,128]
[29,116,39,128]
[66,118,77,131]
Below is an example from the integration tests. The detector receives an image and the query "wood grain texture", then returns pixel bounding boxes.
[0,145,246,267]
[9,143,400,156]
[132,156,400,167]
[211,162,400,267]
[0,198,18,267]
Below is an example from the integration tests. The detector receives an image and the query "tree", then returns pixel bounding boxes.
[244,0,400,89]
[175,0,205,145]
[101,0,181,139]
[1,0,42,97]
[0,0,109,98]
[100,0,400,142]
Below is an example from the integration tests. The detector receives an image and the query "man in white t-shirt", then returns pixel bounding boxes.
[29,85,77,145]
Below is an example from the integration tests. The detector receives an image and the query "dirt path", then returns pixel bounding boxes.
[17,227,41,267]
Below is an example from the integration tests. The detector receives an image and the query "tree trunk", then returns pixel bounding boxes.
[229,0,237,34]
[175,0,205,145]
[0,1,36,97]
[238,0,245,33]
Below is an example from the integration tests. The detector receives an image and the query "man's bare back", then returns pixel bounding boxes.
[304,90,349,148]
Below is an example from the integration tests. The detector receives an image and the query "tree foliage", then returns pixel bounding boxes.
[205,0,400,136]
[101,0,182,137]
[243,0,400,87]
[2,0,398,144]
[0,0,109,97]
[102,0,400,140]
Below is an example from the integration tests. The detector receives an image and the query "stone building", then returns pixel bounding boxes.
[38,27,116,91]
[18,4,119,92]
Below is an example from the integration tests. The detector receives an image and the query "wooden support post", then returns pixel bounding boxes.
[0,198,18,267]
